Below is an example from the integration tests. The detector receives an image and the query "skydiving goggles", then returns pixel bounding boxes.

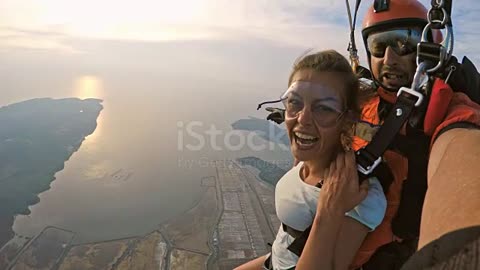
[366,28,422,58]
[257,81,346,127]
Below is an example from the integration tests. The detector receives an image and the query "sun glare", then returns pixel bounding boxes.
[73,76,103,100]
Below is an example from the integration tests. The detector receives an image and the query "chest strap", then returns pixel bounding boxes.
[282,223,303,238]
[356,93,418,175]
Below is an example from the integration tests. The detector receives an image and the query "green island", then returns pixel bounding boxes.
[0,98,103,248]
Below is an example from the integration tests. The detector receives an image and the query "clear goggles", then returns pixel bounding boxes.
[366,28,422,58]
[258,81,345,127]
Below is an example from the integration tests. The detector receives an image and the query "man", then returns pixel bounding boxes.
[352,0,480,269]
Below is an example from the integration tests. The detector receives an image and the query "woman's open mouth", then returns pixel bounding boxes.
[294,132,319,148]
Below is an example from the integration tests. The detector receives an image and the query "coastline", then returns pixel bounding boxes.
[3,158,282,269]
[0,98,103,248]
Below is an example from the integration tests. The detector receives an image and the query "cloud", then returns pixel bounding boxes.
[0,0,350,48]
[0,0,479,66]
[0,26,80,53]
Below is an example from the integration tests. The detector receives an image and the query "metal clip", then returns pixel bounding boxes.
[428,7,448,26]
[397,61,426,107]
[419,23,452,73]
[434,0,445,9]
[357,156,382,175]
[413,62,430,89]
[444,65,456,85]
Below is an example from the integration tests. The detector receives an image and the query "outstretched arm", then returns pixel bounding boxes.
[420,128,480,249]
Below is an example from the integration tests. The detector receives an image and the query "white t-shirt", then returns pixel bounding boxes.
[271,162,387,269]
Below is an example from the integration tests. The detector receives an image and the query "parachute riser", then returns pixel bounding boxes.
[405,0,454,107]
[417,0,454,75]
[345,0,362,73]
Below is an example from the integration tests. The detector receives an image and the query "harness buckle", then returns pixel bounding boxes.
[397,87,424,107]
[356,148,382,175]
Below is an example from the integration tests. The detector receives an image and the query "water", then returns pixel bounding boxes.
[1,39,295,244]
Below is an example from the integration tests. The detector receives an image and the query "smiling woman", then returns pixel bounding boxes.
[236,50,387,270]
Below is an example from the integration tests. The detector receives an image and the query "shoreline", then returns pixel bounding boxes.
[3,158,282,269]
[0,98,103,249]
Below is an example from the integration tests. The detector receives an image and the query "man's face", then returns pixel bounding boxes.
[367,28,421,90]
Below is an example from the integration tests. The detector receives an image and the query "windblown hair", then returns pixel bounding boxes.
[288,49,363,149]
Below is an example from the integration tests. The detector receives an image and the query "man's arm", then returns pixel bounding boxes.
[233,254,268,270]
[420,128,480,249]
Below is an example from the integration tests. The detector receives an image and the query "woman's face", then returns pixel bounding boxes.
[285,69,347,162]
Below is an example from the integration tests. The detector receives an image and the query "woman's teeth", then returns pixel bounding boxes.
[294,132,319,146]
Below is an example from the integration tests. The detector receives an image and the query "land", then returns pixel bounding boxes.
[170,249,207,270]
[11,226,74,270]
[214,160,279,269]
[0,103,287,270]
[163,182,217,254]
[58,238,134,270]
[0,234,31,270]
[2,159,283,269]
[0,98,103,247]
[115,232,167,270]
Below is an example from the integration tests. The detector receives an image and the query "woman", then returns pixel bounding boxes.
[235,50,387,270]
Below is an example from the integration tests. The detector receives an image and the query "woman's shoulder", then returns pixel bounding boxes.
[345,176,387,231]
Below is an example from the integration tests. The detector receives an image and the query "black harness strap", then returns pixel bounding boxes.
[287,226,312,257]
[390,127,430,240]
[356,93,417,175]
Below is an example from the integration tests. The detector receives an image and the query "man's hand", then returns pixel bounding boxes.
[318,151,369,215]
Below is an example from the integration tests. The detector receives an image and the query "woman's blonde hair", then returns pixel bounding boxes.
[288,49,363,149]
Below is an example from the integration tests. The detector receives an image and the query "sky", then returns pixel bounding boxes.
[1,0,478,56]
[1,0,480,103]
[0,0,357,54]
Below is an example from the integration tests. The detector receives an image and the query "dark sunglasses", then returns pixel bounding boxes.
[367,28,422,58]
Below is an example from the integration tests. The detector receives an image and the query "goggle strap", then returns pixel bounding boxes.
[257,98,284,110]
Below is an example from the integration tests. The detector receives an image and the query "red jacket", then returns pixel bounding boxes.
[350,80,480,268]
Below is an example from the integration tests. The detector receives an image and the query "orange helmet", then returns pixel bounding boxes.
[363,0,427,34]
[362,0,442,49]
